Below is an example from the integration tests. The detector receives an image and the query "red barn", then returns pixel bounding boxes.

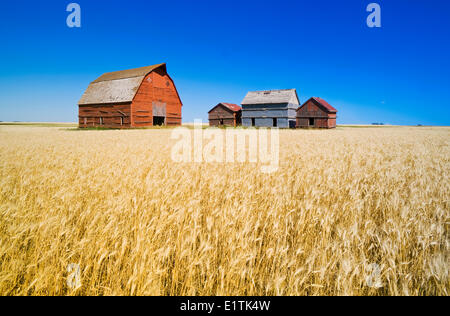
[78,63,182,128]
[296,97,337,129]
[208,103,242,127]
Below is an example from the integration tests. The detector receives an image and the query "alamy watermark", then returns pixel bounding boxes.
[67,263,82,290]
[171,120,279,173]
[365,263,383,288]
[64,4,378,29]
[366,3,381,28]
[66,3,81,28]
[64,4,379,29]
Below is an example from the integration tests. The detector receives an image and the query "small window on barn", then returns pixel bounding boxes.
[100,117,104,125]
[273,118,278,127]
[309,118,314,127]
[220,119,224,125]
[120,117,124,126]
[166,81,170,87]
[251,118,256,127]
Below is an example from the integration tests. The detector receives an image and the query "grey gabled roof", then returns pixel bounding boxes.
[241,89,300,105]
[78,63,165,105]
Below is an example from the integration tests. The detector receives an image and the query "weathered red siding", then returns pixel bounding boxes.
[79,64,182,128]
[296,99,337,129]
[79,103,131,128]
[131,67,182,127]
[208,104,241,127]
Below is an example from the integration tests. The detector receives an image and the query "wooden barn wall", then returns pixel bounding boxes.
[296,117,336,128]
[242,117,294,128]
[296,100,328,118]
[209,118,236,127]
[78,103,131,128]
[242,104,297,118]
[208,105,237,126]
[296,118,309,127]
[242,103,297,112]
[241,103,297,128]
[209,106,235,120]
[296,100,337,129]
[315,118,329,128]
[130,74,153,127]
[131,68,182,127]
[327,118,337,128]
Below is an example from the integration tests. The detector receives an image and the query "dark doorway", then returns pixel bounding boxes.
[219,119,224,126]
[309,118,315,127]
[153,116,165,126]
[251,118,256,127]
[273,118,278,127]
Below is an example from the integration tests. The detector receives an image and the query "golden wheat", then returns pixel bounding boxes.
[0,125,448,296]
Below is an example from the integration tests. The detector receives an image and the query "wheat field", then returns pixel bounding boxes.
[0,125,448,296]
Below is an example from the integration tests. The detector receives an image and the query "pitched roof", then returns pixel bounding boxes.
[301,97,337,113]
[92,64,165,83]
[241,89,300,105]
[78,63,166,105]
[221,103,242,112]
[208,103,241,113]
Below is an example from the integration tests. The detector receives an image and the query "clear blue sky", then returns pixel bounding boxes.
[0,0,449,125]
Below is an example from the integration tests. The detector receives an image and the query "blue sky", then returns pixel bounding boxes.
[0,0,449,125]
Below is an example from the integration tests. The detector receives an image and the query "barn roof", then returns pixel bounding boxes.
[241,89,300,105]
[78,63,166,105]
[221,103,241,112]
[300,97,337,113]
[208,103,241,113]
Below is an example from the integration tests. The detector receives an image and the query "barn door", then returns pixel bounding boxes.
[152,101,166,126]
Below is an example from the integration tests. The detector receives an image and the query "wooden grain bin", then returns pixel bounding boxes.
[241,89,299,128]
[208,103,242,127]
[78,63,182,128]
[296,97,337,129]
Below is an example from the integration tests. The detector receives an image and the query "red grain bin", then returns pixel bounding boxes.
[78,63,182,128]
[296,97,337,129]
